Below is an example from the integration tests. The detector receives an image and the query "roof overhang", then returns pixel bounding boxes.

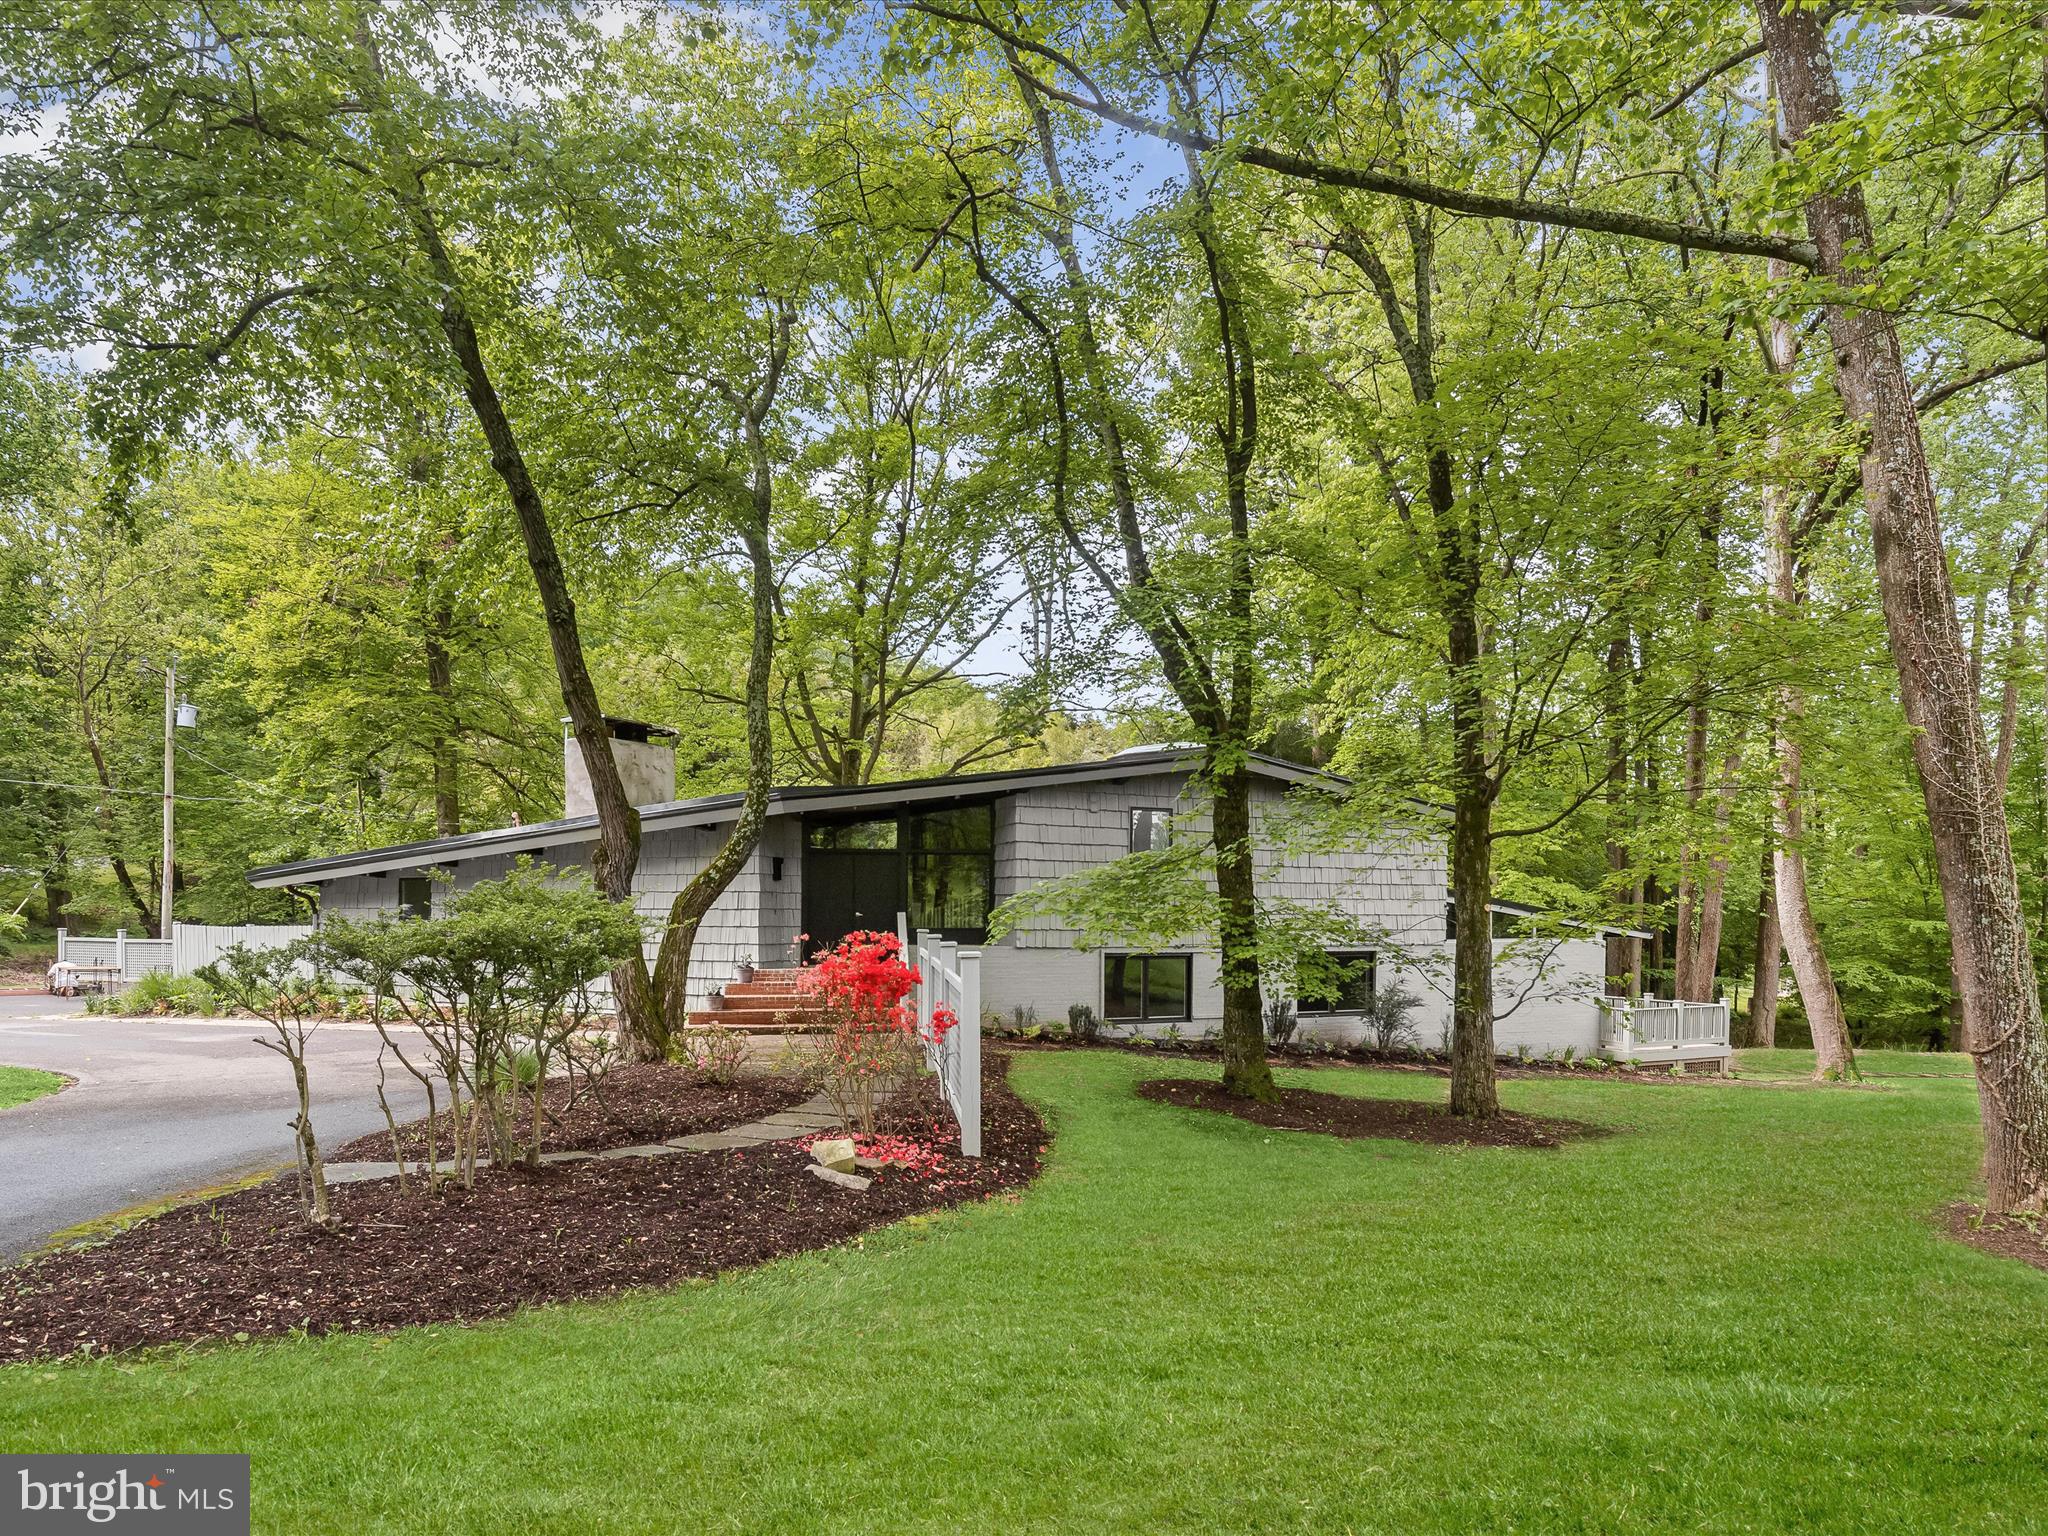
[248,750,1349,889]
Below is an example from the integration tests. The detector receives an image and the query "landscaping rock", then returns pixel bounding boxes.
[810,1137,857,1173]
[808,1165,872,1192]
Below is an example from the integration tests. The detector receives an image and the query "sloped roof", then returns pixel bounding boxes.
[247,749,1343,888]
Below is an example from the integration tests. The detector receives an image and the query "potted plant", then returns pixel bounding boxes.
[706,987,727,1012]
[734,957,757,984]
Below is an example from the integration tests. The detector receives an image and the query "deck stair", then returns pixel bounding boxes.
[684,967,826,1033]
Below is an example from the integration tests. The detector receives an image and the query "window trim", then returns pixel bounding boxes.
[1103,952,1194,1022]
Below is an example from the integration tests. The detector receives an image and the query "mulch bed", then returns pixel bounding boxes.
[1135,1076,1604,1149]
[328,1063,814,1160]
[1945,1202,2048,1273]
[0,1060,1044,1364]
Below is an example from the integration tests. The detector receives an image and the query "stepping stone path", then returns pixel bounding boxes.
[321,1083,900,1186]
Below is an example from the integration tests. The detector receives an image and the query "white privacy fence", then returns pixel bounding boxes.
[1597,997,1730,1056]
[906,925,983,1158]
[56,923,315,983]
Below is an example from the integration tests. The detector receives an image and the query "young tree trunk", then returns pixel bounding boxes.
[1759,1,2048,1201]
[1748,838,1782,1049]
[289,1054,333,1228]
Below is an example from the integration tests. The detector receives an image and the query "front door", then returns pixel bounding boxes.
[801,816,904,955]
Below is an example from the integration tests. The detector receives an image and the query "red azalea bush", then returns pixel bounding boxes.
[799,932,968,1136]
[802,931,922,1135]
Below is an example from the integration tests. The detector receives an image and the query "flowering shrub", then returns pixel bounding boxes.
[803,929,918,1025]
[801,931,923,1135]
[678,1022,748,1085]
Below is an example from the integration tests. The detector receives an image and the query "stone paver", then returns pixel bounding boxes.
[321,1087,891,1183]
[808,1165,872,1192]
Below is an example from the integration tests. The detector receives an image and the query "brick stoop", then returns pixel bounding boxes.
[686,969,826,1033]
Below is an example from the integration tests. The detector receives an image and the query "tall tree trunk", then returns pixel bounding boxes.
[651,311,789,1039]
[1762,266,1856,1078]
[1759,263,1854,1073]
[409,215,659,1053]
[1604,633,1642,998]
[354,36,662,1053]
[423,596,459,837]
[1328,209,1500,1118]
[1006,59,1273,1100]
[1746,838,1782,1049]
[1676,744,1743,1000]
[1446,520,1499,1117]
[1760,2,2048,1203]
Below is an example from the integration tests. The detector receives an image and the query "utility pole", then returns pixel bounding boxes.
[161,651,176,942]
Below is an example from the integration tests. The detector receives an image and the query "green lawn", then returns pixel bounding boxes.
[0,1065,64,1111]
[2,1049,2043,1533]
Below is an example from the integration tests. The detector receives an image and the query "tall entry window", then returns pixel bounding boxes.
[908,804,994,937]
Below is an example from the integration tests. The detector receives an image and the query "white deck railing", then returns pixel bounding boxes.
[1598,996,1731,1056]
[906,925,983,1158]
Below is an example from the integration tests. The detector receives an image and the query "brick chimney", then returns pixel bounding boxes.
[563,717,678,817]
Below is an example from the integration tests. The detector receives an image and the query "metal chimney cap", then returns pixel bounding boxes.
[559,715,677,743]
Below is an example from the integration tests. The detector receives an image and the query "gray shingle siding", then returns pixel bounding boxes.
[304,763,1608,1052]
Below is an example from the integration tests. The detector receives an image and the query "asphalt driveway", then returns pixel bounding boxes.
[0,995,429,1259]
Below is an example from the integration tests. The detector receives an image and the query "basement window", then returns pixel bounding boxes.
[1295,951,1376,1016]
[1104,953,1192,1021]
[398,877,432,921]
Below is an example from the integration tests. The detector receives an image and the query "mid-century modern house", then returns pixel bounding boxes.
[248,719,1723,1066]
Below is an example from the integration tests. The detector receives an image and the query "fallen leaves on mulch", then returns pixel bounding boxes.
[1945,1202,2048,1273]
[0,1061,1043,1364]
[1134,1076,1604,1149]
[328,1063,814,1160]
